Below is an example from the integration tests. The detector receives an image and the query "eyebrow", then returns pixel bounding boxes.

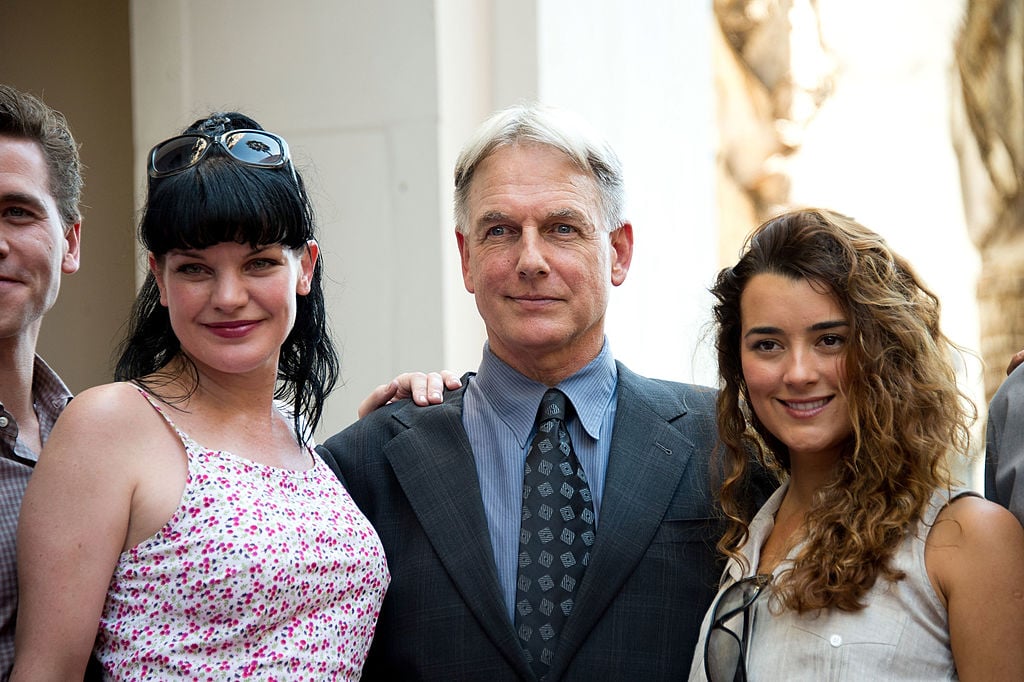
[478,210,512,224]
[0,191,48,214]
[477,208,591,225]
[169,245,270,258]
[744,319,849,338]
[547,207,588,222]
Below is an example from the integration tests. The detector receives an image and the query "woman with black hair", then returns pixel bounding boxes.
[12,113,388,680]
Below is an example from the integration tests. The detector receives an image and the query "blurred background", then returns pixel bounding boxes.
[3,0,1020,489]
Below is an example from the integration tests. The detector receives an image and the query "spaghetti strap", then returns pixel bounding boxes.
[131,385,315,471]
[133,385,196,451]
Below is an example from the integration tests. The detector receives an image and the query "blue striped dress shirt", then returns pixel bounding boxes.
[463,341,618,620]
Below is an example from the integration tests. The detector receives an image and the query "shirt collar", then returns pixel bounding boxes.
[31,354,73,413]
[473,339,617,447]
[724,480,791,583]
[0,355,73,465]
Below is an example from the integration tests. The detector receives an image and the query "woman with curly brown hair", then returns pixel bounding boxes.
[689,208,1024,681]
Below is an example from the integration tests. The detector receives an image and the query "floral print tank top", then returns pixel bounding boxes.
[95,389,389,680]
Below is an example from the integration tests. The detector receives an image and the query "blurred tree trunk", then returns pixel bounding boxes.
[953,0,1024,400]
[713,0,831,265]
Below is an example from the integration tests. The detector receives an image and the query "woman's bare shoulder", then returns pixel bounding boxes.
[932,494,1024,546]
[45,381,170,459]
[57,381,158,424]
[926,493,1024,581]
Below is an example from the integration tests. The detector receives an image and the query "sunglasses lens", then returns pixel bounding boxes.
[223,131,286,167]
[718,579,754,615]
[703,576,769,682]
[705,626,743,682]
[151,136,209,175]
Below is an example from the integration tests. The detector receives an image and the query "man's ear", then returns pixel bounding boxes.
[609,222,633,286]
[456,229,475,294]
[61,220,81,274]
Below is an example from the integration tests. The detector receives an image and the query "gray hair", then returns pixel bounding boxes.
[453,103,626,234]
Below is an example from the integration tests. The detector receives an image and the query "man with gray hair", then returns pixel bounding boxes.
[0,84,82,677]
[320,103,770,680]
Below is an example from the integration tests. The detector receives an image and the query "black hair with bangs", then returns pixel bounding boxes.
[115,112,338,444]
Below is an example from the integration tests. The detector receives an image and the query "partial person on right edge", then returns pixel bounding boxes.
[986,349,1024,525]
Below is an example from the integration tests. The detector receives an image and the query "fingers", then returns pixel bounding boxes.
[357,380,400,419]
[357,371,464,419]
[1007,349,1024,376]
[401,371,461,406]
[440,370,463,391]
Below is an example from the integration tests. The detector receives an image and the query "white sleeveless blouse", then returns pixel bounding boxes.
[689,482,971,681]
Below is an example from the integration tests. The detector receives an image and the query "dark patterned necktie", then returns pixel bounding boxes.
[515,389,596,678]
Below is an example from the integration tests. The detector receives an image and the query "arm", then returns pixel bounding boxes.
[11,387,152,680]
[357,370,462,419]
[927,495,1024,681]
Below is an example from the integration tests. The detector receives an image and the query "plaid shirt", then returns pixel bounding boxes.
[0,355,72,677]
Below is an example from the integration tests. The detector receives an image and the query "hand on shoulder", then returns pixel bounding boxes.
[1007,348,1024,376]
[356,370,462,419]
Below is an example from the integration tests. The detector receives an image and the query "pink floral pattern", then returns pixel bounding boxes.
[95,391,389,680]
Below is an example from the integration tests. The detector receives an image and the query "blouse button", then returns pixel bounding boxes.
[0,416,8,428]
[829,634,842,647]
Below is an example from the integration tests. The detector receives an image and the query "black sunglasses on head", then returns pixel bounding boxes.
[148,129,296,183]
[704,573,772,682]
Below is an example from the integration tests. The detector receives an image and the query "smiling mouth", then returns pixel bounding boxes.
[509,294,560,304]
[205,320,257,328]
[779,397,832,412]
[203,320,260,337]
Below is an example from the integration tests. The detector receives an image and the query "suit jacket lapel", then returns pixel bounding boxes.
[548,364,695,678]
[383,393,534,678]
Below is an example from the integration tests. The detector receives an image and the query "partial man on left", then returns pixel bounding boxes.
[0,84,82,677]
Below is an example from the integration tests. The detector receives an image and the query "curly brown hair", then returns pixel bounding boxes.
[711,208,975,612]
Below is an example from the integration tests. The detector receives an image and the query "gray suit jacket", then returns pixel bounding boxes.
[986,363,1024,525]
[319,362,769,681]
